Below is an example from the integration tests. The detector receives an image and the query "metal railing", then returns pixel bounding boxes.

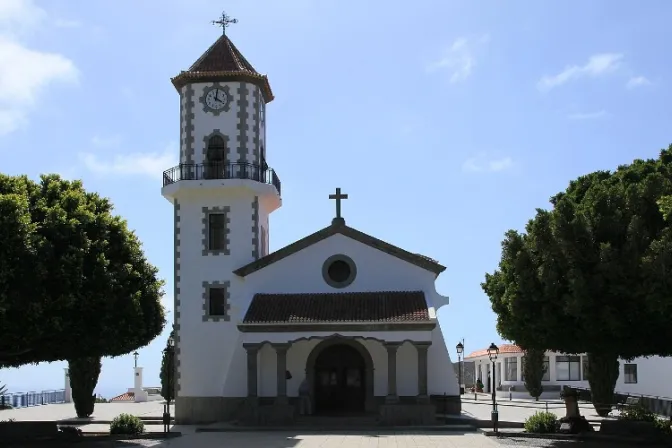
[0,389,66,409]
[162,162,282,195]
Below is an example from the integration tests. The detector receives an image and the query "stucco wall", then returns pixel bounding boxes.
[179,82,265,166]
[469,352,672,399]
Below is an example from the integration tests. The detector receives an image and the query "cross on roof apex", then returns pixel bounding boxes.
[212,11,238,36]
[329,188,348,225]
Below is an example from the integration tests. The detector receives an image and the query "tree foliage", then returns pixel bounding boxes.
[522,348,546,401]
[0,174,166,367]
[69,356,101,418]
[483,146,672,415]
[160,327,176,402]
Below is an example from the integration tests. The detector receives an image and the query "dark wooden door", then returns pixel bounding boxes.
[314,345,365,414]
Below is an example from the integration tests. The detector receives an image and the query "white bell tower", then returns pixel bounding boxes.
[161,15,281,422]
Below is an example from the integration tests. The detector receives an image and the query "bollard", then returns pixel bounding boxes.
[545,402,548,412]
[509,392,512,401]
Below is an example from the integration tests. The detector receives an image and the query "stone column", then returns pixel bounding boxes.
[273,343,290,404]
[414,342,431,403]
[64,368,72,403]
[243,343,261,397]
[384,342,401,403]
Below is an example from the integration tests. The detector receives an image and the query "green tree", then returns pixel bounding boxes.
[483,146,672,416]
[69,357,101,418]
[522,348,546,401]
[0,174,166,367]
[160,327,176,402]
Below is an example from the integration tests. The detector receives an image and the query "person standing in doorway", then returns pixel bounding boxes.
[299,376,311,416]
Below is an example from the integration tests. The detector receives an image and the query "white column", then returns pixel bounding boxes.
[134,367,146,402]
[64,368,72,403]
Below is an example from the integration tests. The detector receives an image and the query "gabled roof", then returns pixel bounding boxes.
[465,344,522,360]
[171,34,273,102]
[243,291,430,324]
[233,218,446,277]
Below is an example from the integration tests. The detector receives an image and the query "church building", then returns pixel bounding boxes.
[161,15,460,425]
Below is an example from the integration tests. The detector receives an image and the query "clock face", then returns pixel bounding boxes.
[204,88,228,111]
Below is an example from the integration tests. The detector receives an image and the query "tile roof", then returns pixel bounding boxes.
[243,291,430,324]
[110,392,134,402]
[171,34,273,101]
[465,344,522,359]
[188,34,258,73]
[234,219,446,277]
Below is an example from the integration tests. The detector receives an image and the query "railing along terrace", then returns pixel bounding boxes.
[162,162,282,195]
[0,389,66,409]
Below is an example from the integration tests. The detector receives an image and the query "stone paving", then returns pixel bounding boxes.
[0,401,173,422]
[460,397,620,424]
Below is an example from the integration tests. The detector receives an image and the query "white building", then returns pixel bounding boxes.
[465,344,672,400]
[161,27,459,425]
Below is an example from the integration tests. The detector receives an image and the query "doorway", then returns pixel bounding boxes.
[313,344,366,414]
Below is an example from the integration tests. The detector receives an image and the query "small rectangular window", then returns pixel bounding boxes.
[209,288,226,316]
[504,357,518,381]
[208,213,226,250]
[624,364,638,384]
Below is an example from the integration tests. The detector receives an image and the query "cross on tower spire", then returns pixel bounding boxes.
[329,188,348,225]
[212,11,238,35]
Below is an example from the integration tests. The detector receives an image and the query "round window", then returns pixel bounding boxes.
[322,255,357,288]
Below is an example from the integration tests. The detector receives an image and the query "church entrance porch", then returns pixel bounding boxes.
[311,342,368,414]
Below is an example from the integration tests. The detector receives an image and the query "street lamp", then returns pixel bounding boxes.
[163,336,175,433]
[133,351,139,368]
[456,341,464,395]
[487,343,500,434]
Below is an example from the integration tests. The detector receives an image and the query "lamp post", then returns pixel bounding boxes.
[456,340,464,395]
[487,343,500,435]
[163,336,175,433]
[133,351,139,368]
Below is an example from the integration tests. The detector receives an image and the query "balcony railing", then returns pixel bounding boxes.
[0,389,65,409]
[162,162,281,195]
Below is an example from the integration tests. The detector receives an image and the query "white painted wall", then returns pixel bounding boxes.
[179,82,265,166]
[468,351,672,399]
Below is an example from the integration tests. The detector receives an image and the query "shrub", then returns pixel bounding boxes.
[654,417,672,435]
[524,411,558,433]
[620,404,657,423]
[110,413,145,435]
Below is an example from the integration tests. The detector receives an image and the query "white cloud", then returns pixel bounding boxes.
[537,53,623,92]
[0,0,78,136]
[626,76,652,89]
[91,134,123,148]
[462,153,513,173]
[79,143,178,179]
[567,110,609,120]
[427,35,489,83]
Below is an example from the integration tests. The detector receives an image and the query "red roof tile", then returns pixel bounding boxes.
[243,291,430,324]
[188,34,258,74]
[110,392,134,402]
[171,35,274,101]
[465,344,522,359]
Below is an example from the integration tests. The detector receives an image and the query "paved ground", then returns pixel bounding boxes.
[72,432,504,448]
[460,397,620,424]
[0,401,173,422]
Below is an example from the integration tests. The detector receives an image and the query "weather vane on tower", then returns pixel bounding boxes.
[212,11,238,36]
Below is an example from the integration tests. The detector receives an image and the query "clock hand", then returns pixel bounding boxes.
[216,90,225,102]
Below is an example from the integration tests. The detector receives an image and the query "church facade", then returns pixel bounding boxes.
[162,25,460,425]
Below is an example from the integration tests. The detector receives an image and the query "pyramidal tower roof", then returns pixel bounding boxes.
[171,34,274,102]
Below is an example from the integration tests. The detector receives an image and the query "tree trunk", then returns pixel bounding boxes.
[586,352,619,417]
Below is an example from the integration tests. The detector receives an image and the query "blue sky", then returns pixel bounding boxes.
[1,0,670,397]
